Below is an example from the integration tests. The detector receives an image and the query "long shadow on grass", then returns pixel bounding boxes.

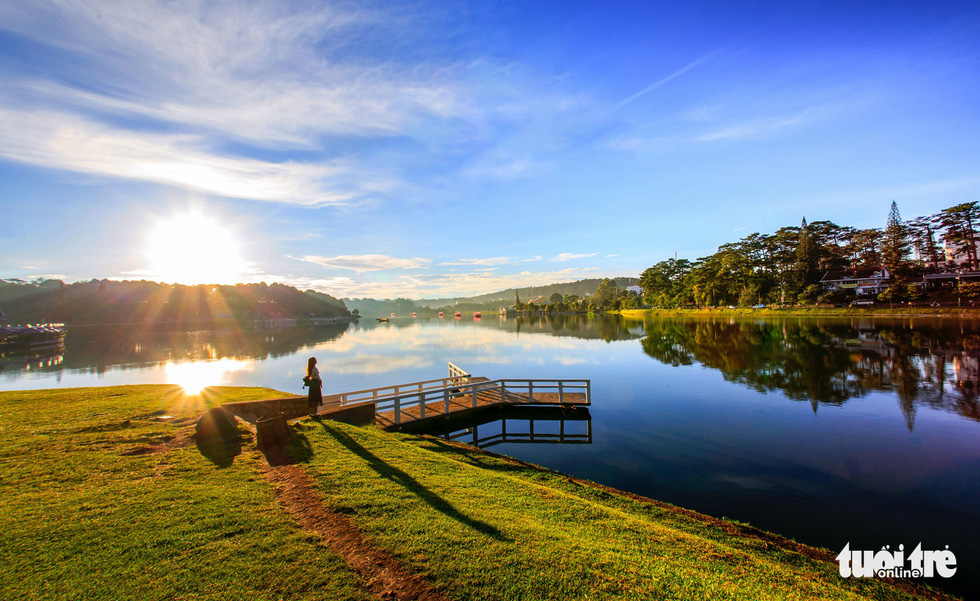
[319,422,509,541]
[262,425,315,466]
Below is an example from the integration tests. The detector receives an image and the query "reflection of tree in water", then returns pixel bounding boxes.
[639,318,980,427]
[45,322,353,375]
[485,314,637,342]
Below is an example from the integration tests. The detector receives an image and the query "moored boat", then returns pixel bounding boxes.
[0,324,67,352]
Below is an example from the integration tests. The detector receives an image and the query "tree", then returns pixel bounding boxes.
[639,258,692,308]
[881,201,911,274]
[908,215,943,273]
[848,228,883,267]
[794,218,818,292]
[935,202,980,270]
[594,278,619,310]
[958,282,980,302]
[549,292,563,304]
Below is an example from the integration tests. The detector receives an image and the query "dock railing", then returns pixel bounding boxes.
[376,377,591,425]
[322,362,472,408]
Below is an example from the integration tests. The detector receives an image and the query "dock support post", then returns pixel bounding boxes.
[395,397,401,425]
[558,381,564,404]
[420,393,425,419]
[472,386,478,408]
[528,381,533,403]
[444,388,449,414]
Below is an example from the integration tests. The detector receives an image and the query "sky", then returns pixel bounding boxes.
[1,0,978,299]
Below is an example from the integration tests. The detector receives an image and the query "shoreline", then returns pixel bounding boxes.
[617,307,980,319]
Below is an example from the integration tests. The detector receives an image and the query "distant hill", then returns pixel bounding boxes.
[343,277,639,315]
[0,279,349,325]
[420,277,639,307]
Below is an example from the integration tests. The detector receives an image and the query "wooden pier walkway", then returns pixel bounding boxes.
[316,362,590,430]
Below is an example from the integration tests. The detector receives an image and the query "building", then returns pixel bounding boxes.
[625,285,643,296]
[819,267,891,296]
[944,238,980,269]
[527,295,549,305]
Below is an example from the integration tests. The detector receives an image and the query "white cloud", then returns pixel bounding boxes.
[0,0,602,208]
[288,254,431,273]
[0,107,359,205]
[439,257,520,266]
[696,111,812,142]
[550,253,598,262]
[0,1,458,146]
[254,266,600,299]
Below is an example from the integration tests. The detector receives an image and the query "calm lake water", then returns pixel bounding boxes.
[3,315,979,597]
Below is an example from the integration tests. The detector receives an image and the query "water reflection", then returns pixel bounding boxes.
[2,322,351,378]
[638,317,980,428]
[404,405,593,449]
[165,357,252,395]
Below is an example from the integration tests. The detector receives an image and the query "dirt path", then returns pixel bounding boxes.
[261,462,450,601]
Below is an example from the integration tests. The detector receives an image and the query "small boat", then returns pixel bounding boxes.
[377,317,389,323]
[0,323,67,352]
[473,312,482,319]
[438,312,444,318]
[454,312,462,318]
[411,312,417,318]
[390,313,395,317]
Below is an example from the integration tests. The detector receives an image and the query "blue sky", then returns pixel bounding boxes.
[1,0,978,299]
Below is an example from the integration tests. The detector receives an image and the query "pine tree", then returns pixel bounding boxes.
[794,218,818,289]
[881,201,910,274]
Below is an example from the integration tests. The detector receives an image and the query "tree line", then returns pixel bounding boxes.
[0,279,350,325]
[639,201,980,308]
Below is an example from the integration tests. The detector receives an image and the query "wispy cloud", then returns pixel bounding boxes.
[0,1,457,146]
[550,253,598,262]
[617,51,722,109]
[288,254,431,273]
[696,109,814,142]
[0,0,590,207]
[439,257,521,267]
[0,107,359,205]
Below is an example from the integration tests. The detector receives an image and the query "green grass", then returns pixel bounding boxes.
[293,420,947,601]
[0,385,372,601]
[619,307,980,319]
[0,385,953,600]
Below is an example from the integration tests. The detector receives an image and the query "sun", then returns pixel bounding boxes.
[147,212,250,285]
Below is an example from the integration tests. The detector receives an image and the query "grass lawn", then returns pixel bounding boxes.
[618,307,980,319]
[0,385,956,600]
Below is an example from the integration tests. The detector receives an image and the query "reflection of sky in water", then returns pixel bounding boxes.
[2,316,979,597]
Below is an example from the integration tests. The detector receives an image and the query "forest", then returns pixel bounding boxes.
[638,201,980,308]
[0,279,350,325]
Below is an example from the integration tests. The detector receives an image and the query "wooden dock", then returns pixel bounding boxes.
[316,362,590,431]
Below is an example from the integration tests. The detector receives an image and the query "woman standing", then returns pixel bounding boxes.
[306,356,322,417]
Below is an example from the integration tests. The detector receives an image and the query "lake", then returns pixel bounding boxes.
[3,314,978,597]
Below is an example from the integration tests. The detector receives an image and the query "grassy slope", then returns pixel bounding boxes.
[0,386,949,600]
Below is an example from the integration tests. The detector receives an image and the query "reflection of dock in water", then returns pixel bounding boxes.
[401,404,592,448]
